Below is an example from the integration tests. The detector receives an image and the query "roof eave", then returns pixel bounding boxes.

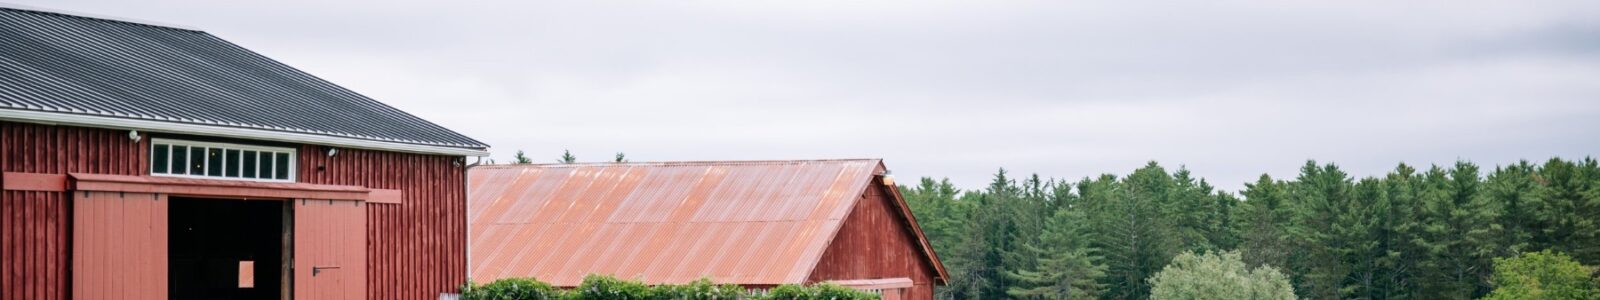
[0,108,489,157]
[0,3,203,31]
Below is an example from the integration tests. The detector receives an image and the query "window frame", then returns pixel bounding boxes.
[149,138,297,182]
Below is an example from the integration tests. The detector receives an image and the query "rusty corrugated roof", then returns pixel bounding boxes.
[466,159,886,286]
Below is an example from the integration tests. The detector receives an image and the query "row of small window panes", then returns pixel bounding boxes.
[151,144,291,180]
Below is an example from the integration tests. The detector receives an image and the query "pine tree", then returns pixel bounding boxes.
[557,149,577,164]
[1414,162,1500,298]
[1376,163,1423,300]
[1005,208,1107,299]
[513,150,533,164]
[1086,162,1179,300]
[1284,161,1354,299]
[1235,174,1292,271]
[1344,177,1392,299]
[1484,161,1540,255]
[1533,158,1600,265]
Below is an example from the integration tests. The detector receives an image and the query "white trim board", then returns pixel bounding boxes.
[0,109,489,157]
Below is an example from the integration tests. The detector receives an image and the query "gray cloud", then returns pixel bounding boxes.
[23,0,1600,191]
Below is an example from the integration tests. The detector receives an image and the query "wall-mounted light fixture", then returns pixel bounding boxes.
[128,130,141,142]
[327,147,338,157]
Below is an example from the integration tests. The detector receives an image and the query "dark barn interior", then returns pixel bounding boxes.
[168,198,286,300]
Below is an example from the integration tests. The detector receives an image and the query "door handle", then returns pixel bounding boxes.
[312,266,341,276]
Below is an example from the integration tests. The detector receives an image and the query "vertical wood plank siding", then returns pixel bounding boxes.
[72,192,167,300]
[808,184,939,300]
[298,145,466,300]
[2,122,147,300]
[2,122,468,299]
[294,199,368,300]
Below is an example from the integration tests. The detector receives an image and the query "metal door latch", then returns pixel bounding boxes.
[312,266,341,276]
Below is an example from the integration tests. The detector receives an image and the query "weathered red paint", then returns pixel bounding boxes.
[299,145,467,300]
[72,191,167,300]
[71,173,372,201]
[2,121,468,300]
[295,199,369,300]
[3,172,67,192]
[467,160,947,297]
[808,180,942,300]
[3,122,146,300]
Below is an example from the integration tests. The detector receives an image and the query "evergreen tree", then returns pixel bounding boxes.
[1005,208,1107,299]
[513,150,533,164]
[1086,162,1179,300]
[1485,161,1540,255]
[1284,161,1355,299]
[557,149,577,163]
[1376,163,1424,300]
[1533,158,1600,265]
[1414,162,1500,298]
[1235,175,1292,271]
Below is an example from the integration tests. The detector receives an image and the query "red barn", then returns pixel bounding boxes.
[0,5,486,300]
[467,159,948,300]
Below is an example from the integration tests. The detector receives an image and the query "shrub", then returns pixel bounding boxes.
[1147,251,1296,300]
[1483,250,1600,300]
[651,279,745,300]
[571,275,653,300]
[459,275,879,300]
[461,277,564,300]
[757,283,877,300]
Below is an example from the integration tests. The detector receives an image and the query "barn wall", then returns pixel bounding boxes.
[2,122,148,300]
[298,145,466,300]
[807,183,938,300]
[1,121,468,300]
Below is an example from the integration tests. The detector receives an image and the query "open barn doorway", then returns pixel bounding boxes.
[168,197,289,300]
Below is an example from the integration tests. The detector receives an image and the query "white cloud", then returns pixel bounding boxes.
[24,0,1600,191]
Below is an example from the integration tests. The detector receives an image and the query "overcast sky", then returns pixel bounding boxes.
[24,0,1600,192]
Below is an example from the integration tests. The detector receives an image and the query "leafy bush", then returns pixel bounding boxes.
[1483,250,1600,300]
[1147,251,1296,300]
[651,279,745,300]
[459,275,878,300]
[756,283,877,300]
[461,277,564,300]
[570,275,653,300]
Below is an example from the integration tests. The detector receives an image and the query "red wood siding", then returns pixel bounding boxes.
[72,192,167,300]
[2,122,469,300]
[298,146,466,300]
[808,184,939,300]
[3,122,147,300]
[295,199,368,300]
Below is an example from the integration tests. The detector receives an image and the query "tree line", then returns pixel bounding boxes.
[903,157,1600,299]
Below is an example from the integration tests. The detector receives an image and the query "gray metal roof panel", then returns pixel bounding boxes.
[0,6,488,149]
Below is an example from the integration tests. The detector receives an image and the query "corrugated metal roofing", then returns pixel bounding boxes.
[466,159,888,286]
[0,6,487,150]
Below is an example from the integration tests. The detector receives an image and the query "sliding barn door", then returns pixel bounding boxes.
[73,191,167,300]
[293,199,367,300]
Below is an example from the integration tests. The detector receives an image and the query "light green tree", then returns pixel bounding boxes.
[1482,250,1600,300]
[1148,251,1296,300]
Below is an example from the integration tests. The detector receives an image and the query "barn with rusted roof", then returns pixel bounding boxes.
[467,159,947,300]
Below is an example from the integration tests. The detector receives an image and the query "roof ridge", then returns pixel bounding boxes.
[0,2,204,32]
[472,158,884,168]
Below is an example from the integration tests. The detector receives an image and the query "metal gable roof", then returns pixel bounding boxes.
[0,5,488,154]
[466,159,890,286]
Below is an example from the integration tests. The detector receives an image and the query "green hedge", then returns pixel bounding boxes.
[461,275,878,300]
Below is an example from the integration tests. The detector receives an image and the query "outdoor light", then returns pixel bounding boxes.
[327,147,338,157]
[128,130,141,142]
